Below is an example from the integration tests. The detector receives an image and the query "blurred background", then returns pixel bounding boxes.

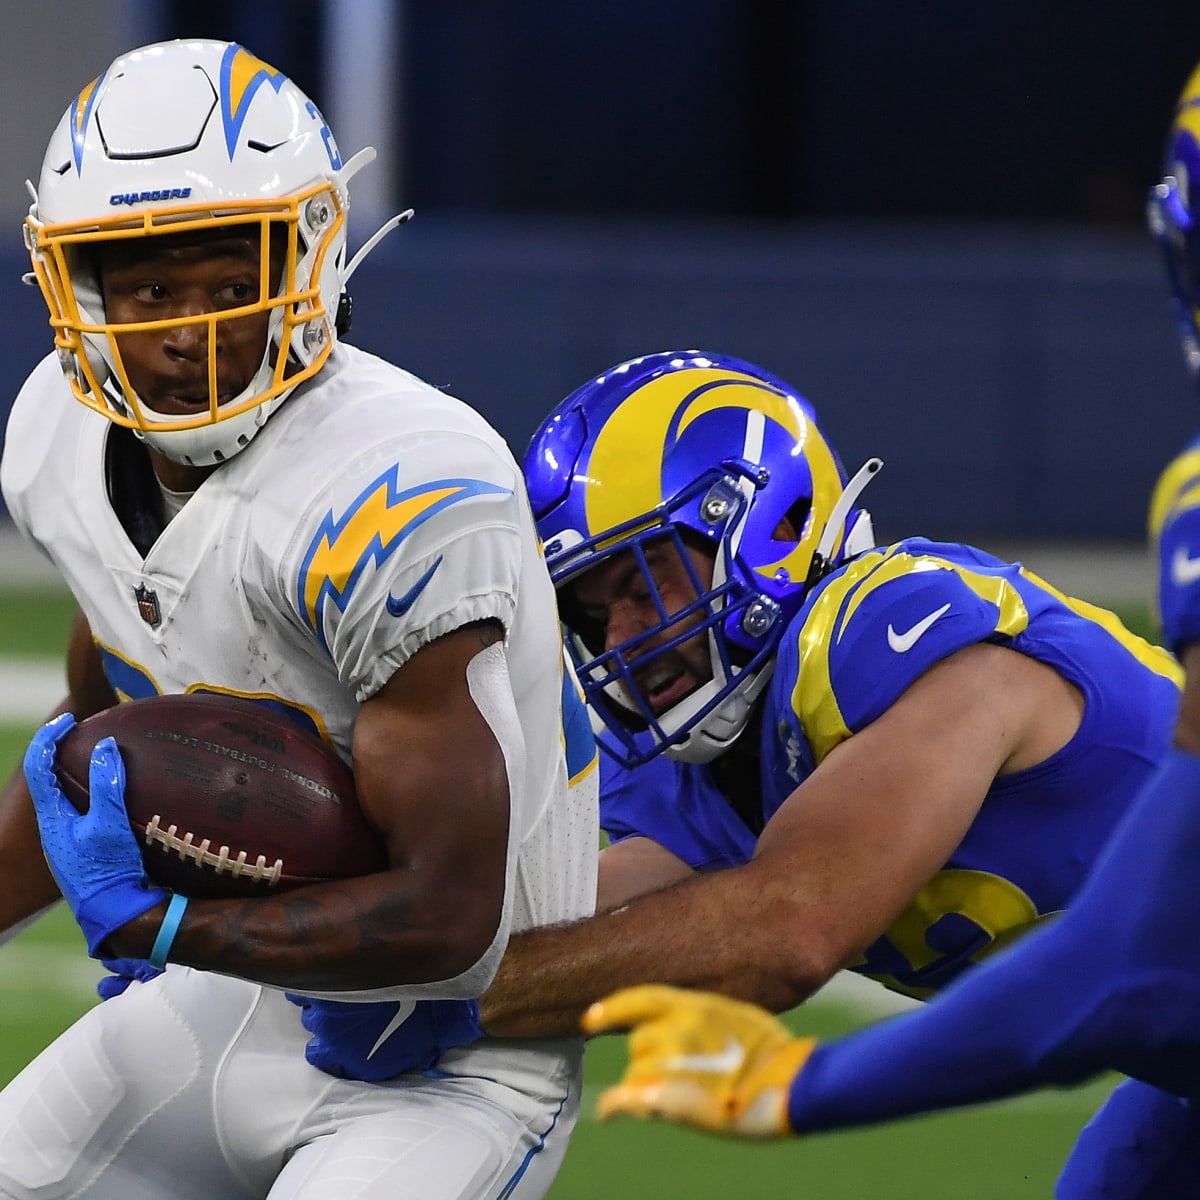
[3,6,1200,1196]
[2,0,1200,548]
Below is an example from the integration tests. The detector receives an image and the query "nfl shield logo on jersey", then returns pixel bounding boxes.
[134,584,161,628]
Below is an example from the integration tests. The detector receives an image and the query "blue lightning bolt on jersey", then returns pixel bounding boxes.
[1149,433,1200,653]
[600,538,1181,1000]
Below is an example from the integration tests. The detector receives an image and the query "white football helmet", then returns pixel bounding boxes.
[24,39,404,466]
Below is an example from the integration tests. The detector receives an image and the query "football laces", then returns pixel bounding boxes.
[143,814,284,886]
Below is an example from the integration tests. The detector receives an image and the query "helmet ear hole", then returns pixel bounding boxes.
[776,499,811,542]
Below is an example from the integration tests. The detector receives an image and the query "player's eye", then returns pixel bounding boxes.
[131,282,169,303]
[218,280,257,306]
[627,577,653,605]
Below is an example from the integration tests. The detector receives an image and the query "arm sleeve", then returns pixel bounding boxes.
[788,747,1200,1132]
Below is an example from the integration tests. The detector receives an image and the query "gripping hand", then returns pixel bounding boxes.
[287,995,484,1081]
[25,714,168,955]
[582,985,816,1138]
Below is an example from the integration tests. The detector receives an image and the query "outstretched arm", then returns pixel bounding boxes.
[584,742,1200,1136]
[483,643,1081,1038]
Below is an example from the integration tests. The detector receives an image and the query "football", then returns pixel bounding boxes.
[54,693,389,899]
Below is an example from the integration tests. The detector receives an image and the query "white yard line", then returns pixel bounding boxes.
[0,659,65,723]
[0,942,102,1009]
[809,969,920,1017]
[0,523,60,587]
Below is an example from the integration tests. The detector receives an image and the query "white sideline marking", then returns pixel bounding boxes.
[0,943,102,1009]
[810,970,922,1017]
[0,659,64,723]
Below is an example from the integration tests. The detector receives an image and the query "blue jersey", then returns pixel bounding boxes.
[788,747,1200,1140]
[1149,433,1200,653]
[601,538,1182,999]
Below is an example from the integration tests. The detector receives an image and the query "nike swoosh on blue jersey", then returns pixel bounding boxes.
[386,556,443,617]
[1172,545,1200,587]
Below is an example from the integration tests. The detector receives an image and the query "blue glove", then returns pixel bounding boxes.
[96,957,164,1000]
[286,994,484,1081]
[25,714,169,956]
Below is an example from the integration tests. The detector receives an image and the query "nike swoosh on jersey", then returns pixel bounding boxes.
[368,999,417,1059]
[886,601,952,653]
[386,555,443,618]
[663,1037,746,1075]
[1171,545,1200,587]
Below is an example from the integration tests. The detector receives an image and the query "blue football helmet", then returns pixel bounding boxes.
[1148,61,1200,385]
[523,350,881,767]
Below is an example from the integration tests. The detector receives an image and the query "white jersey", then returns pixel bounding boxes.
[0,345,598,1200]
[3,344,598,946]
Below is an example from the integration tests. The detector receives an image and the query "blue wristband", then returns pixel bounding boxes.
[148,894,189,969]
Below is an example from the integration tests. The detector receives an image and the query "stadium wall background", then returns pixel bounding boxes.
[2,0,1200,544]
[0,222,1192,544]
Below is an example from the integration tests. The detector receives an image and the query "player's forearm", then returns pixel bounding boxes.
[111,865,504,994]
[481,917,623,1037]
[482,862,829,1038]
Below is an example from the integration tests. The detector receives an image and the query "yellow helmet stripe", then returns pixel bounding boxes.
[1177,61,1200,122]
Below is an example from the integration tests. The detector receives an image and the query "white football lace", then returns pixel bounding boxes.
[143,814,284,886]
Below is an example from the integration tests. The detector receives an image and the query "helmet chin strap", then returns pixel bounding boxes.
[337,147,416,284]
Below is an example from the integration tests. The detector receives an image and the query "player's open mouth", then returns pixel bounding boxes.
[153,390,238,414]
[638,664,693,713]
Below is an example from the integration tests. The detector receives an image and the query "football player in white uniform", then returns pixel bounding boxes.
[0,38,597,1200]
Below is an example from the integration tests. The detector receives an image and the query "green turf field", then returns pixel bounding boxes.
[0,584,1143,1197]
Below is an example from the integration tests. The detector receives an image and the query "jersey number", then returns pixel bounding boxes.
[852,868,1055,999]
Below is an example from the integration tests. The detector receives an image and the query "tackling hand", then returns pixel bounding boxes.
[24,714,169,955]
[581,985,816,1138]
[287,994,484,1080]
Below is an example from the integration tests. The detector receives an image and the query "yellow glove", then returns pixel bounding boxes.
[581,985,816,1138]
